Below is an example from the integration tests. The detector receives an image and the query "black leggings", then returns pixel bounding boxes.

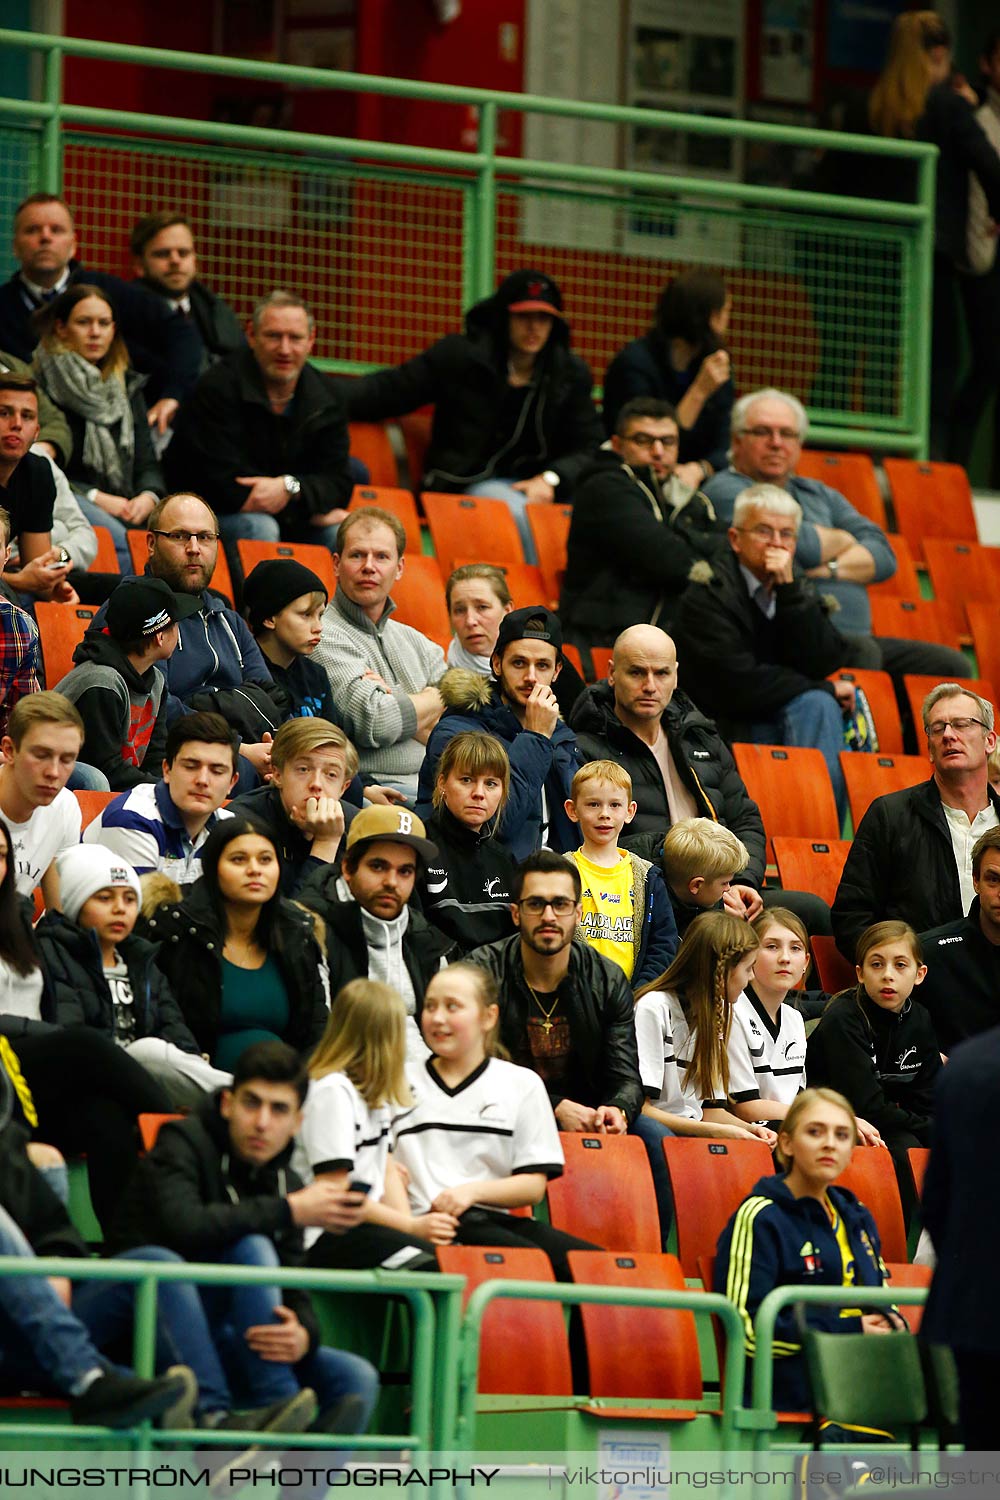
[16,1027,171,1233]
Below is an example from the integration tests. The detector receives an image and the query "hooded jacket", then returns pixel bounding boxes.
[560,448,730,644]
[343,272,602,492]
[715,1172,888,1410]
[166,346,352,526]
[601,328,734,472]
[143,876,330,1062]
[297,868,454,1002]
[570,682,768,885]
[806,988,941,1145]
[465,934,644,1124]
[670,547,846,740]
[831,777,1000,960]
[108,1093,320,1350]
[55,630,167,791]
[419,805,519,953]
[33,909,198,1052]
[415,670,583,860]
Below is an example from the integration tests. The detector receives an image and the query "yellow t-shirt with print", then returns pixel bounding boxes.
[568,849,636,980]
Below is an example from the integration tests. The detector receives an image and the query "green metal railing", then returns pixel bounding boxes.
[0,27,937,454]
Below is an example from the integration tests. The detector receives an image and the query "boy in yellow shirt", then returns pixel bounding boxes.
[564,760,677,990]
[660,816,751,938]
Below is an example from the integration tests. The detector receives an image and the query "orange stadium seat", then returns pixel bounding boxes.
[74,790,116,831]
[434,1246,571,1395]
[422,492,524,578]
[389,553,450,648]
[840,751,929,828]
[661,1137,775,1278]
[868,595,960,650]
[883,458,977,561]
[907,1147,930,1201]
[795,450,887,528]
[35,602,98,687]
[836,1146,909,1262]
[827,668,903,754]
[732,744,840,861]
[348,485,423,555]
[125,529,234,605]
[966,603,1000,698]
[772,837,852,909]
[88,526,120,573]
[921,539,999,638]
[236,539,335,597]
[902,673,997,741]
[525,502,573,606]
[453,558,547,611]
[138,1113,182,1153]
[398,411,433,491]
[347,421,398,487]
[869,533,921,598]
[567,1251,702,1408]
[810,935,856,993]
[547,1133,660,1253]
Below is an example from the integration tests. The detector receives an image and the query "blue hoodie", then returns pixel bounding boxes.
[714,1172,889,1411]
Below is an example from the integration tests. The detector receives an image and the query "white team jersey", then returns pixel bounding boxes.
[391,1055,564,1216]
[293,1072,404,1246]
[634,989,726,1122]
[728,991,807,1109]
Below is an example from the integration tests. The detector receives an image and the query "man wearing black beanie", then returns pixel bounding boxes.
[243,558,340,724]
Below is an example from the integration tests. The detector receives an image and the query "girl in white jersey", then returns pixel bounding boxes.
[392,962,599,1278]
[297,980,439,1272]
[633,911,776,1144]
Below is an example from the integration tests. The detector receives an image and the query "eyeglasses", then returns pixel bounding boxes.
[926,717,987,738]
[740,425,801,441]
[149,529,220,545]
[517,896,577,915]
[625,431,679,450]
[737,525,798,545]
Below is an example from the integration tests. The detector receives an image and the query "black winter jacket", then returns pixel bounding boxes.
[559,449,730,644]
[108,1094,321,1350]
[297,870,454,1000]
[601,329,734,473]
[570,682,768,886]
[831,777,1000,959]
[465,934,644,1124]
[166,346,351,526]
[415,671,583,860]
[229,784,359,898]
[917,898,1000,1052]
[33,910,198,1052]
[806,988,940,1145]
[0,1121,88,1261]
[671,549,846,739]
[419,806,518,953]
[343,279,602,493]
[144,877,330,1061]
[136,277,245,371]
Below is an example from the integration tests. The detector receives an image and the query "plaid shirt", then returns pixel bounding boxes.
[0,599,41,739]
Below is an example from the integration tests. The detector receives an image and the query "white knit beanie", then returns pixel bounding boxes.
[56,845,142,924]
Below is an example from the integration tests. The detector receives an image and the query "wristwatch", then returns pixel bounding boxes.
[283,474,302,497]
[827,557,840,577]
[542,470,560,489]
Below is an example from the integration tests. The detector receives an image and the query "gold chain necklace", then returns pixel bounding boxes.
[526,981,559,1035]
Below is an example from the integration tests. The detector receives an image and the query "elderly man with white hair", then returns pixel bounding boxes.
[703,387,968,677]
[671,483,852,817]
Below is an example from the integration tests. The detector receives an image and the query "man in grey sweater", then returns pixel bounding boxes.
[313,507,445,800]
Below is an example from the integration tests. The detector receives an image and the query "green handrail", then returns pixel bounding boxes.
[454,1278,747,1451]
[750,1283,929,1454]
[0,1254,465,1454]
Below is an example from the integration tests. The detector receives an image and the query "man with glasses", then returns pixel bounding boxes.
[468,849,675,1244]
[86,493,276,783]
[833,684,1000,957]
[672,483,852,819]
[703,387,967,675]
[561,397,729,648]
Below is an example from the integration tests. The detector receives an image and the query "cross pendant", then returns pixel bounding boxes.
[542,1019,553,1034]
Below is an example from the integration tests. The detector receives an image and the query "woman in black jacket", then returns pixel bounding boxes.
[0,818,171,1232]
[145,816,330,1070]
[32,283,164,571]
[344,268,602,563]
[419,730,518,952]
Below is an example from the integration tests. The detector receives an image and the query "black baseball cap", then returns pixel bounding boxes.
[106,577,201,641]
[493,605,563,660]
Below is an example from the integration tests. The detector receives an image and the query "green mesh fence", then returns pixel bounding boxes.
[495,181,914,430]
[62,133,472,368]
[0,124,38,250]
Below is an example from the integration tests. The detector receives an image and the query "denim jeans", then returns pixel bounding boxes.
[0,1204,104,1395]
[75,493,133,574]
[67,762,111,792]
[628,1113,674,1249]
[749,687,847,825]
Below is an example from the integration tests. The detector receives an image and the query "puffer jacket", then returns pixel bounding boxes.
[143,874,330,1060]
[465,934,645,1123]
[569,682,767,886]
[343,271,602,492]
[415,669,583,859]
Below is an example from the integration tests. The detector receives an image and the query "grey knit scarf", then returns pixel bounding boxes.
[34,345,134,496]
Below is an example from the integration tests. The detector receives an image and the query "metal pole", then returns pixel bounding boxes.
[40,43,63,193]
[474,102,497,301]
[911,146,938,459]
